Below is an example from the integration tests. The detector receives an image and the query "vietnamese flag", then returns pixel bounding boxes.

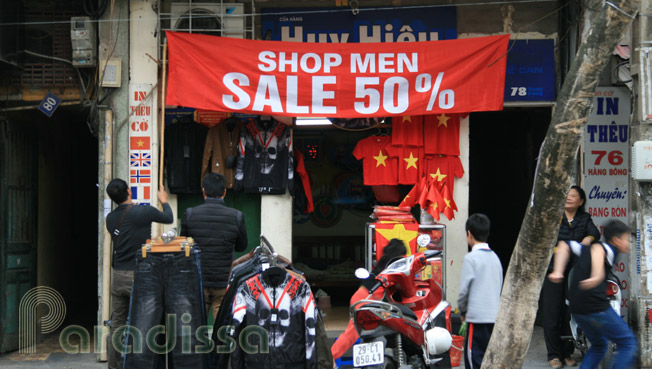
[426,180,445,221]
[441,182,457,220]
[400,175,427,208]
[374,222,419,261]
[130,136,151,150]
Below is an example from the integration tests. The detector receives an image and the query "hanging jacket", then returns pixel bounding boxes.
[201,117,242,189]
[230,269,317,369]
[234,118,294,194]
[165,117,208,194]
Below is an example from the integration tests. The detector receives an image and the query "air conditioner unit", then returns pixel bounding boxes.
[170,2,244,39]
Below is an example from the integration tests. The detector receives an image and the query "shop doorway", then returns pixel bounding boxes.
[468,107,551,270]
[1,107,99,351]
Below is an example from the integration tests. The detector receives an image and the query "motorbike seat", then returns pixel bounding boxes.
[391,302,417,320]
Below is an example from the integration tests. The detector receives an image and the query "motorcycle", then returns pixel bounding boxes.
[350,250,454,369]
[569,277,622,368]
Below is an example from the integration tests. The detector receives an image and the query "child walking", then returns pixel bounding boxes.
[457,213,503,369]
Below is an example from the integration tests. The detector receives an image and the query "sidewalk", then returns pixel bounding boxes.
[0,319,571,369]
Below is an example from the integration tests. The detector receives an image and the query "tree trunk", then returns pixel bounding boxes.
[482,1,639,367]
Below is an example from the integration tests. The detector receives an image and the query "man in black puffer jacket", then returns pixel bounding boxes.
[181,172,248,320]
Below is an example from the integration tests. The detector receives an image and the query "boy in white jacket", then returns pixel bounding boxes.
[457,213,503,369]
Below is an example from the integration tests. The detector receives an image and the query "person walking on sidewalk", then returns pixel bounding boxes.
[180,172,248,321]
[105,179,174,369]
[549,220,637,369]
[544,185,600,368]
[457,213,503,369]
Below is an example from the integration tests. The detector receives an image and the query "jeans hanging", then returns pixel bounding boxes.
[123,249,209,369]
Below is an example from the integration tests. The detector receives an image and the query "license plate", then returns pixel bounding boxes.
[353,341,384,367]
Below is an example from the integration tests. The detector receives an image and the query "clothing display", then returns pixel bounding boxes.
[391,115,423,147]
[385,145,424,185]
[165,117,209,194]
[201,117,243,189]
[294,150,315,213]
[210,251,333,369]
[352,135,398,186]
[423,113,461,156]
[231,267,318,369]
[422,155,464,195]
[235,117,294,194]
[123,249,207,369]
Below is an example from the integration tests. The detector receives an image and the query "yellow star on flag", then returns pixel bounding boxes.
[429,168,447,182]
[136,139,145,147]
[404,152,418,169]
[430,202,438,211]
[375,224,419,256]
[373,150,388,167]
[402,116,412,123]
[437,114,450,127]
[444,197,452,208]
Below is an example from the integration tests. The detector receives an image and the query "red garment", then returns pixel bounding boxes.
[331,287,385,360]
[422,155,464,195]
[392,115,423,147]
[424,113,461,156]
[294,150,314,213]
[353,136,398,186]
[385,146,424,185]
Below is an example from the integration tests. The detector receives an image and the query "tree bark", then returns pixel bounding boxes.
[482,1,639,367]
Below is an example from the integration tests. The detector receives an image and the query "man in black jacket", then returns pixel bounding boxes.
[181,172,248,320]
[105,179,174,369]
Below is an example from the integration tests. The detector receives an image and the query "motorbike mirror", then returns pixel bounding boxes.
[354,268,370,280]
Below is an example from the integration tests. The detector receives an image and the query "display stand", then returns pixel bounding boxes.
[141,236,195,257]
[365,223,447,298]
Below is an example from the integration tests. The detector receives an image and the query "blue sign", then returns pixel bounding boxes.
[504,39,556,102]
[262,6,457,42]
[38,92,61,117]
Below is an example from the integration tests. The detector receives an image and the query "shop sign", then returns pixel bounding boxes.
[129,83,154,205]
[261,6,457,43]
[582,86,630,317]
[504,39,556,102]
[166,31,509,118]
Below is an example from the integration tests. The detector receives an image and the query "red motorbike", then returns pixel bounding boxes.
[351,250,453,369]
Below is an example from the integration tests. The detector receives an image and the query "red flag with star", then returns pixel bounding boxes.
[441,181,457,220]
[374,222,419,260]
[423,155,464,195]
[130,136,151,150]
[425,180,445,221]
[399,175,427,208]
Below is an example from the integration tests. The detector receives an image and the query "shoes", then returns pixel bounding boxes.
[548,358,563,368]
[564,358,577,366]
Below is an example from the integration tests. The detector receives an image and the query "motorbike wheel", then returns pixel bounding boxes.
[575,327,589,357]
[433,352,452,368]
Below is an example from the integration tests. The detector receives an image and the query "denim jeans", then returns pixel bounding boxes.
[123,249,208,369]
[572,308,637,369]
[109,269,133,369]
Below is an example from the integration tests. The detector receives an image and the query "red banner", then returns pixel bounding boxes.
[166,31,509,118]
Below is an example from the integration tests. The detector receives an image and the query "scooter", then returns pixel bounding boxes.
[569,277,622,368]
[350,250,453,369]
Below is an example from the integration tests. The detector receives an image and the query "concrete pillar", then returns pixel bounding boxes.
[260,193,293,261]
